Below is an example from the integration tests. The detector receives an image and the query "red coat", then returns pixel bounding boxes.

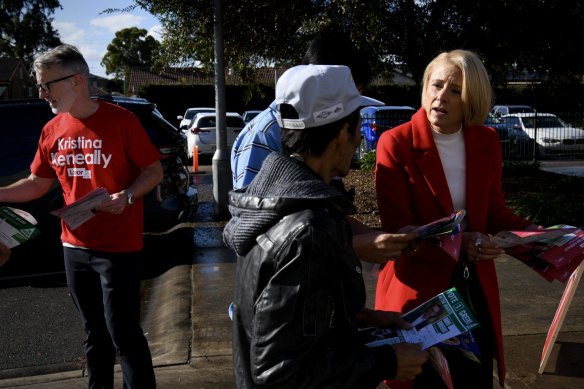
[374,108,530,388]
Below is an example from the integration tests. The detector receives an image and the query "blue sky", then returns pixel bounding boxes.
[52,0,161,78]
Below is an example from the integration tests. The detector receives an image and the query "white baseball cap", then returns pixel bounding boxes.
[275,65,384,130]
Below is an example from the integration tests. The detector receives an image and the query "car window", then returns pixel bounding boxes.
[116,105,183,147]
[0,102,54,165]
[502,117,521,128]
[185,110,198,119]
[522,116,564,128]
[227,117,245,127]
[484,115,503,125]
[196,117,244,128]
[197,117,216,127]
[508,107,535,114]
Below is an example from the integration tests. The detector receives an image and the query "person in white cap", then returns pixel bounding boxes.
[224,64,428,388]
[232,31,417,268]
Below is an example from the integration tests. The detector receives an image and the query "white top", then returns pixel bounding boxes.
[432,127,466,212]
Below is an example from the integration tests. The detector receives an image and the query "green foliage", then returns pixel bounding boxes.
[0,0,62,67]
[502,160,541,177]
[509,192,584,227]
[505,169,584,227]
[359,151,376,171]
[101,27,161,80]
[123,0,584,89]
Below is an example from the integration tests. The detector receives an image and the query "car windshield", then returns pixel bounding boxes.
[522,116,565,129]
[485,115,503,125]
[185,110,198,119]
[197,117,244,127]
[509,107,535,114]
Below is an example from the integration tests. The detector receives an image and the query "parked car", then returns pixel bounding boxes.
[186,112,245,158]
[358,105,416,158]
[0,96,198,282]
[484,114,534,159]
[242,110,262,124]
[490,104,535,117]
[177,107,216,130]
[501,113,584,156]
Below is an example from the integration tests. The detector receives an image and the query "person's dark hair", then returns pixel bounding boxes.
[280,104,360,156]
[301,31,372,89]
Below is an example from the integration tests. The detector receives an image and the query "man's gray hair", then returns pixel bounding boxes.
[33,44,90,77]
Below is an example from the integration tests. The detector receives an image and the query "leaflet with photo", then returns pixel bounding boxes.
[0,206,40,248]
[50,187,111,230]
[358,287,479,351]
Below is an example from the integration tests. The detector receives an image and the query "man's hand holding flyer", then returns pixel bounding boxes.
[358,287,479,388]
[358,287,479,350]
[50,187,110,230]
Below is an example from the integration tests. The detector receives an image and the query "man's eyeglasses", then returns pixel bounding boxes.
[34,73,79,93]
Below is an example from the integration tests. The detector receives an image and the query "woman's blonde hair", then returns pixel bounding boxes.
[421,49,493,126]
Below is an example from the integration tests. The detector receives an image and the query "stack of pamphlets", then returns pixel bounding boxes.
[491,225,584,282]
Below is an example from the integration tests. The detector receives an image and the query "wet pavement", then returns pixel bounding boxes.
[0,165,582,388]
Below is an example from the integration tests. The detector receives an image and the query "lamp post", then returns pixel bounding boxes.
[212,0,231,219]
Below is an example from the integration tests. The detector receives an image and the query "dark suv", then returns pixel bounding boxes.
[0,95,198,282]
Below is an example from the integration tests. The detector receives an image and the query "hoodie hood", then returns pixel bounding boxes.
[223,152,355,255]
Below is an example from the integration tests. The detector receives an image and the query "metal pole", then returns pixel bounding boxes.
[212,0,231,219]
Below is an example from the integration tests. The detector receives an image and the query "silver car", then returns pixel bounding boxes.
[186,112,245,158]
[501,113,584,156]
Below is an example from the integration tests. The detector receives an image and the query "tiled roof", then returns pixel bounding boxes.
[126,66,287,94]
[0,58,27,82]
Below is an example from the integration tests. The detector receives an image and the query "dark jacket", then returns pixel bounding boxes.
[223,152,397,389]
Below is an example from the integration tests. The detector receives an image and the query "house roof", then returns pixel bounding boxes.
[126,66,287,94]
[0,58,27,82]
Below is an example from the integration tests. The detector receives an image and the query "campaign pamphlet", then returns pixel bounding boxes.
[413,209,466,240]
[491,227,580,249]
[50,187,111,230]
[358,287,479,351]
[0,206,41,248]
[492,225,584,283]
[411,209,466,262]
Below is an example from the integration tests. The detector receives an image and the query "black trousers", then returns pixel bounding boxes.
[64,247,156,389]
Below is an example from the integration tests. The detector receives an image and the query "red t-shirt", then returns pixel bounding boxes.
[31,101,161,252]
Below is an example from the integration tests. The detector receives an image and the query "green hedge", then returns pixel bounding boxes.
[133,81,584,126]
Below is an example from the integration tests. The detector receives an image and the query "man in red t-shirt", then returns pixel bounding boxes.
[0,44,162,388]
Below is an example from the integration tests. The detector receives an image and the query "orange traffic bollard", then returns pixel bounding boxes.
[193,145,199,173]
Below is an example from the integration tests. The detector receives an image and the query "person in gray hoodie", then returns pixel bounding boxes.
[224,64,428,389]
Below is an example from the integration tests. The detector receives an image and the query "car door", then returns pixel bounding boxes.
[226,116,245,147]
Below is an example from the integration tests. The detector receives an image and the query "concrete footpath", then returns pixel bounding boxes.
[0,168,583,388]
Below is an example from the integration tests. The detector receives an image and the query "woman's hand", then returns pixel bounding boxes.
[463,232,505,262]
